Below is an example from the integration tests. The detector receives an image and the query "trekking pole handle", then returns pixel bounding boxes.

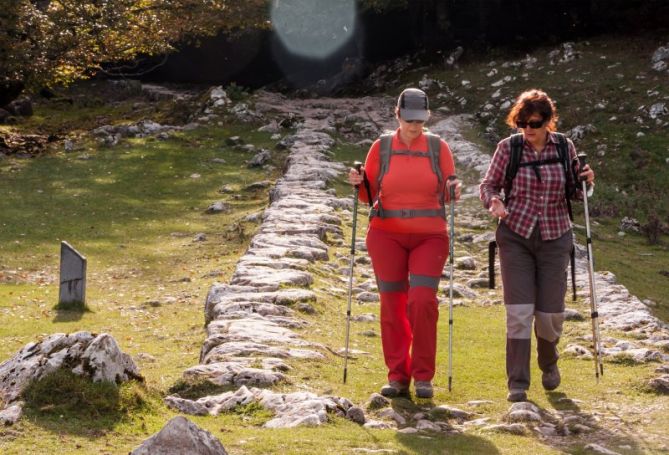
[578,153,588,180]
[447,175,457,199]
[353,161,363,187]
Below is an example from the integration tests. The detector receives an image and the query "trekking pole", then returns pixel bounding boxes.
[578,153,604,381]
[343,161,363,384]
[571,246,577,301]
[447,175,457,392]
[488,241,497,289]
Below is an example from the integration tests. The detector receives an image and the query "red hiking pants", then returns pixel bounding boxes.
[366,227,449,383]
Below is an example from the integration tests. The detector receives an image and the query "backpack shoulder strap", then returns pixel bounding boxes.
[377,133,393,188]
[554,132,568,163]
[554,132,575,220]
[426,133,443,184]
[555,132,577,185]
[503,133,524,202]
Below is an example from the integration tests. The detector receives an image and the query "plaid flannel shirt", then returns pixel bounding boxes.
[479,132,582,240]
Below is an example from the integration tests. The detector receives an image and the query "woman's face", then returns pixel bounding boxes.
[517,113,548,144]
[398,116,426,142]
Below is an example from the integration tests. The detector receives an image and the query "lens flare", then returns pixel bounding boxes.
[271,0,356,59]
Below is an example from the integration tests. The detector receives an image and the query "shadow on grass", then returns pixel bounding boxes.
[541,391,646,454]
[388,396,501,454]
[396,431,501,454]
[52,301,91,323]
[22,369,154,437]
[167,377,239,400]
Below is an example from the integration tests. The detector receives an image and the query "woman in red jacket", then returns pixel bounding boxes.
[348,88,461,398]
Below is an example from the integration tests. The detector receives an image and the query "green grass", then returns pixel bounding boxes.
[2,35,669,454]
[22,369,153,423]
[574,217,669,321]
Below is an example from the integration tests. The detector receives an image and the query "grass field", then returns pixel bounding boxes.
[1,32,669,454]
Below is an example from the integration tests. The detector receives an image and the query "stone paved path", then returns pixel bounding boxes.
[164,91,669,449]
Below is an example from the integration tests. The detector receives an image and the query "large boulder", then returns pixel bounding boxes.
[0,332,142,406]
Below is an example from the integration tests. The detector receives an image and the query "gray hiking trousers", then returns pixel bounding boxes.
[496,221,572,391]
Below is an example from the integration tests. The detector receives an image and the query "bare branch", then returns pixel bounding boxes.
[98,54,169,77]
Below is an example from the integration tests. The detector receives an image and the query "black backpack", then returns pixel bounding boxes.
[503,132,578,218]
[489,132,579,300]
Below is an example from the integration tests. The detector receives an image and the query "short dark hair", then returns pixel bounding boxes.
[505,89,558,131]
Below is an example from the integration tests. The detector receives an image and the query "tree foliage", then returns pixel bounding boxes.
[0,0,414,99]
[0,0,269,94]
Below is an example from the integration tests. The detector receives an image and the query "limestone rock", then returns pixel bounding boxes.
[357,292,379,303]
[346,406,366,425]
[362,419,394,429]
[584,443,621,455]
[205,201,230,214]
[564,308,584,321]
[80,334,142,383]
[649,375,669,394]
[466,278,489,289]
[0,332,141,407]
[0,402,23,425]
[130,416,228,455]
[247,149,271,167]
[416,419,440,432]
[430,405,473,421]
[352,313,376,322]
[367,393,390,410]
[506,409,542,423]
[377,407,406,425]
[183,361,287,387]
[455,256,477,270]
[563,344,594,359]
[482,423,527,435]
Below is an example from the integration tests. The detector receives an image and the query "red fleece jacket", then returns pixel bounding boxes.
[359,129,456,234]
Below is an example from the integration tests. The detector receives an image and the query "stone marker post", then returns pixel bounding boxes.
[59,241,87,306]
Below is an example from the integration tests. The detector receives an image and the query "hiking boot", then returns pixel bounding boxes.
[506,389,527,402]
[380,381,409,397]
[542,364,561,391]
[414,381,434,399]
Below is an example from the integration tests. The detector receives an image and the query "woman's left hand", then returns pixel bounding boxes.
[579,164,595,185]
[446,178,462,201]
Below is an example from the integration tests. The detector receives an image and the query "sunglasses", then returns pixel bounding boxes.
[404,119,425,124]
[516,120,545,129]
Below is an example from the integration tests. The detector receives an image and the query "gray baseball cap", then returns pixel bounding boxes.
[397,88,430,122]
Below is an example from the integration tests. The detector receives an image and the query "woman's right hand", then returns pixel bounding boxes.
[489,197,508,219]
[348,166,364,186]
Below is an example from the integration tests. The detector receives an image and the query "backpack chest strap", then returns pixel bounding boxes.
[518,157,563,167]
[389,150,430,157]
[519,157,563,182]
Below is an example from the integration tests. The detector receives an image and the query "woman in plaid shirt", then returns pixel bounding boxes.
[479,89,595,402]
